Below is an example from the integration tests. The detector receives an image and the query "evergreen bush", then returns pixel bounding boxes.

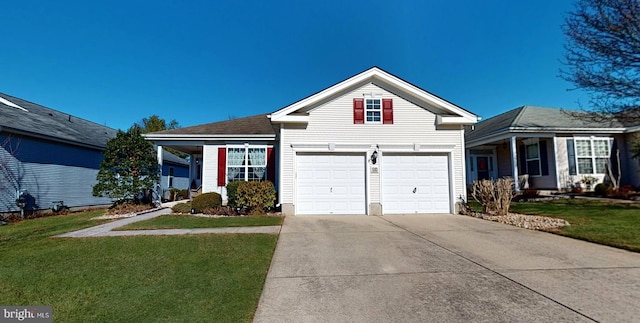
[191,192,222,213]
[236,181,276,214]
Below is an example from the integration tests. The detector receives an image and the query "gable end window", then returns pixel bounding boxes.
[365,98,381,123]
[354,97,393,124]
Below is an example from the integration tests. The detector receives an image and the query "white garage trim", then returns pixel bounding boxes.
[381,153,453,214]
[295,152,367,215]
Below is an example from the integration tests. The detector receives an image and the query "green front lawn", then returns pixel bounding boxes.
[117,214,283,230]
[509,199,640,252]
[0,211,278,322]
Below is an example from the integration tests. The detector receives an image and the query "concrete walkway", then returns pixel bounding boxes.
[56,202,280,238]
[254,214,640,323]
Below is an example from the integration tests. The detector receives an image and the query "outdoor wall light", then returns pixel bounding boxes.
[370,150,378,165]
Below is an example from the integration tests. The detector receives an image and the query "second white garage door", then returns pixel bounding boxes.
[382,154,451,214]
[296,153,366,215]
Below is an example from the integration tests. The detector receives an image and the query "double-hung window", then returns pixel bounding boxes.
[525,143,541,176]
[365,98,381,123]
[572,138,611,174]
[227,146,267,182]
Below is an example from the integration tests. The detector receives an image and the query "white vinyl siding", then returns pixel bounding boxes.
[202,144,223,198]
[280,83,465,211]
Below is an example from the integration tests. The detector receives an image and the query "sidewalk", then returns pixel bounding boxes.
[56,202,280,238]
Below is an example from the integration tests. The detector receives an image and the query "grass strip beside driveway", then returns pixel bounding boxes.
[0,211,278,322]
[509,199,640,252]
[116,214,283,230]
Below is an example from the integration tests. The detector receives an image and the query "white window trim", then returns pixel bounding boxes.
[364,98,381,124]
[525,142,542,177]
[225,144,268,183]
[572,137,612,175]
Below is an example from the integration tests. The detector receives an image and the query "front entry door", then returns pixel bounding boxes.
[477,156,489,180]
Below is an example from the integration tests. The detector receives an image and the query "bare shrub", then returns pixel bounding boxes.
[471,178,515,216]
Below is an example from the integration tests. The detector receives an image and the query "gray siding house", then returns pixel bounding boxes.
[0,93,190,213]
[465,106,640,191]
[0,93,115,212]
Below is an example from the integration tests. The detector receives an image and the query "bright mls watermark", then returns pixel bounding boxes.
[0,307,52,323]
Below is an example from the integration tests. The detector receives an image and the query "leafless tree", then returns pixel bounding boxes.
[0,135,26,213]
[561,0,640,124]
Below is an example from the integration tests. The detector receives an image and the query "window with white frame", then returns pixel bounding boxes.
[525,143,541,176]
[227,146,267,182]
[365,98,381,123]
[574,138,611,174]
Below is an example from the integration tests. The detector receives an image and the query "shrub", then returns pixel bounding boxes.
[520,189,539,200]
[594,183,613,197]
[613,185,634,199]
[236,181,276,214]
[226,181,242,208]
[471,178,514,216]
[180,189,189,199]
[107,201,153,215]
[191,192,222,213]
[171,202,193,214]
[168,188,183,201]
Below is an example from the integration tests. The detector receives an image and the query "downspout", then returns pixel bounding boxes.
[277,123,283,208]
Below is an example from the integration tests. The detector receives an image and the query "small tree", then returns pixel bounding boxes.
[93,125,159,203]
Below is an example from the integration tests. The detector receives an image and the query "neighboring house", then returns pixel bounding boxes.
[145,67,479,215]
[0,92,190,213]
[465,106,640,191]
[0,92,116,213]
[158,149,190,199]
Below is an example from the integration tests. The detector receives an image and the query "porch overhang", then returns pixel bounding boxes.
[143,133,277,155]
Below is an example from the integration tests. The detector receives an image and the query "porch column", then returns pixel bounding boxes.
[510,136,520,192]
[156,145,163,196]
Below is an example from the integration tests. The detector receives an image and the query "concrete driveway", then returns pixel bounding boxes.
[253,214,640,322]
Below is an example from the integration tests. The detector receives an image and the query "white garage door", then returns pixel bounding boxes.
[382,154,450,214]
[296,153,366,215]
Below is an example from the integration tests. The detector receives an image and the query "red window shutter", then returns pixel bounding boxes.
[353,98,364,124]
[382,98,393,124]
[217,147,226,186]
[267,147,276,184]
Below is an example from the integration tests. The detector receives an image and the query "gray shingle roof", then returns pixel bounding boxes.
[162,149,189,166]
[466,106,627,142]
[0,92,117,149]
[150,113,275,135]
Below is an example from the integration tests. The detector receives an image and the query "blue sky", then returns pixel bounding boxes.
[2,0,589,130]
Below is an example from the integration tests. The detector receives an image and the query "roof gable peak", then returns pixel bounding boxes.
[269,67,477,124]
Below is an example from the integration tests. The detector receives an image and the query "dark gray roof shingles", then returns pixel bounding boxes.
[0,92,117,149]
[151,113,275,136]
